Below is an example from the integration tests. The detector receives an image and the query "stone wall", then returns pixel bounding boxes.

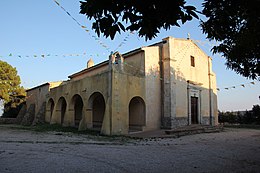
[21,104,35,126]
[32,102,46,125]
[16,104,27,124]
[162,117,188,129]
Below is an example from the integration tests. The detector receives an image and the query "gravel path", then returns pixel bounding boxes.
[0,125,259,173]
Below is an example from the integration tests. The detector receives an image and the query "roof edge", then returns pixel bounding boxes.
[68,60,109,79]
[26,83,50,92]
[68,48,145,79]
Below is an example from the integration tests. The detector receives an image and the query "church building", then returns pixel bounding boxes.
[44,36,218,135]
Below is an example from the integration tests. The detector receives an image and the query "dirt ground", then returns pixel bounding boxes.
[0,125,259,173]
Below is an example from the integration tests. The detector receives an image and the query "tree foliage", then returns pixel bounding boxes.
[252,105,260,124]
[80,0,260,80]
[218,105,260,125]
[0,60,25,104]
[201,0,260,80]
[80,0,198,40]
[218,111,237,124]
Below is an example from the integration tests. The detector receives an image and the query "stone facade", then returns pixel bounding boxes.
[24,82,62,125]
[42,36,218,135]
[21,104,35,126]
[32,102,46,125]
[15,103,27,124]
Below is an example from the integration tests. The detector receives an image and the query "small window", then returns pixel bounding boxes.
[190,56,195,67]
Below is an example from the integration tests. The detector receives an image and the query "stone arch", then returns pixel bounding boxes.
[129,96,146,131]
[70,94,84,127]
[57,97,67,125]
[46,98,55,122]
[88,92,105,130]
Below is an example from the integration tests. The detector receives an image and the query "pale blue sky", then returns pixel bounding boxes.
[0,0,259,113]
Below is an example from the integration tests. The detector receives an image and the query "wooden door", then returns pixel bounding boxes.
[191,97,198,124]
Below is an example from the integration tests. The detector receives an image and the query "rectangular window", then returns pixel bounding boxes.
[191,56,195,67]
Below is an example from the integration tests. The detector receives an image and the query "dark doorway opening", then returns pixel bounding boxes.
[60,98,67,125]
[88,92,105,130]
[129,97,145,131]
[191,96,198,124]
[73,95,83,127]
[47,99,54,121]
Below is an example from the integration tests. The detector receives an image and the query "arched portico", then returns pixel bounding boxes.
[46,98,54,122]
[129,96,146,131]
[88,92,105,130]
[57,97,67,125]
[70,94,84,127]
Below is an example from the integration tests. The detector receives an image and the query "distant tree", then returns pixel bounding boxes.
[237,112,243,124]
[252,105,260,124]
[80,0,260,80]
[227,112,237,124]
[0,60,25,117]
[219,111,242,124]
[2,99,25,118]
[218,111,236,124]
[219,105,260,125]
[243,110,254,124]
[218,111,226,124]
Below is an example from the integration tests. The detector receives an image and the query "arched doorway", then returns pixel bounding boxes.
[57,97,67,125]
[46,98,54,122]
[129,96,146,131]
[88,92,105,130]
[71,94,83,127]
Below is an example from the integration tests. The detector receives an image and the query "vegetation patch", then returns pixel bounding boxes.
[219,105,260,125]
[224,124,260,130]
[1,123,137,144]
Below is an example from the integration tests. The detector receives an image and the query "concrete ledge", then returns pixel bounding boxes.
[165,125,223,136]
[128,125,223,139]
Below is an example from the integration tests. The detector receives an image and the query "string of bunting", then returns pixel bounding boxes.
[116,40,258,93]
[193,39,219,48]
[123,61,258,92]
[216,82,256,91]
[0,80,43,85]
[0,52,102,59]
[121,39,210,79]
[173,40,257,92]
[120,61,258,93]
[193,39,224,59]
[0,38,193,60]
[192,39,258,92]
[53,0,111,52]
[175,43,192,69]
[0,63,257,93]
[53,0,134,53]
[113,31,134,52]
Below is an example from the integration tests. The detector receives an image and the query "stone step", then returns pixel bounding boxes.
[165,125,223,136]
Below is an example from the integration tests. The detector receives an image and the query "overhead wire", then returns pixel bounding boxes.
[52,0,136,54]
[52,0,111,52]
